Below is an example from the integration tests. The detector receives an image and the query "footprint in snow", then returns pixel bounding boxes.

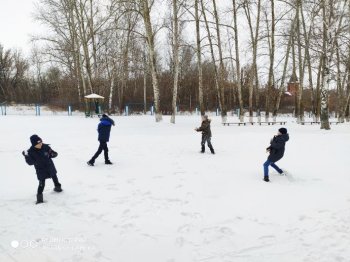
[86,199,100,203]
[175,237,185,247]
[259,235,276,240]
[299,215,308,221]
[219,227,235,236]
[181,212,202,219]
[178,224,193,233]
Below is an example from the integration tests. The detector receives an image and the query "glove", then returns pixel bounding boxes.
[49,150,58,158]
[22,150,28,156]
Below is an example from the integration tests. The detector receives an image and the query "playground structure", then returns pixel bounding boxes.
[84,93,104,117]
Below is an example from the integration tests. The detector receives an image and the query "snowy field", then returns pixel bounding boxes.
[1,112,350,262]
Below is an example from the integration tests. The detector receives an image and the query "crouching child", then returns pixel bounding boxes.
[22,134,63,204]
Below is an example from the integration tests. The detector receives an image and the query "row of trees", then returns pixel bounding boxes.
[1,0,350,129]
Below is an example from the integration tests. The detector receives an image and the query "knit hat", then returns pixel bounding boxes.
[278,128,287,134]
[30,134,42,146]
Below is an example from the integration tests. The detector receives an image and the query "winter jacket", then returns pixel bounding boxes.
[24,144,58,180]
[197,119,212,137]
[98,115,115,142]
[267,133,289,162]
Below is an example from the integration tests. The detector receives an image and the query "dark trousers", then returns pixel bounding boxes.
[201,135,214,152]
[90,141,109,163]
[263,160,283,177]
[37,173,60,194]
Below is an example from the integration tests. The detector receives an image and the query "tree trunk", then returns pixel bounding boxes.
[273,16,295,119]
[243,0,261,121]
[201,0,226,122]
[141,0,162,122]
[265,0,275,122]
[232,0,244,122]
[171,0,180,124]
[315,57,322,121]
[320,0,330,130]
[195,0,205,117]
[74,0,93,94]
[212,0,227,121]
[143,51,148,114]
[296,0,304,123]
[301,3,315,117]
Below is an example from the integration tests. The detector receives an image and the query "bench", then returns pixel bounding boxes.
[256,121,286,125]
[300,121,341,125]
[222,122,250,126]
[300,121,320,125]
[222,121,286,126]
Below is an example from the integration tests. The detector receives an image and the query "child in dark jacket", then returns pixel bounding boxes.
[22,134,63,204]
[195,115,215,154]
[87,114,115,166]
[263,128,289,182]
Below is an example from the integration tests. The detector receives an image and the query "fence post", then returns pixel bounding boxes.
[35,104,40,116]
[216,108,219,116]
[125,105,129,116]
[68,105,72,116]
[151,105,154,115]
[0,103,6,115]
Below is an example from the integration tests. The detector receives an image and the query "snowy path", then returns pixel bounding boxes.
[1,115,350,262]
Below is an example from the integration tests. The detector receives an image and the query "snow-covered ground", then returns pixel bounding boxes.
[1,113,350,262]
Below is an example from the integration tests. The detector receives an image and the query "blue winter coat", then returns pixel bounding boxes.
[98,116,115,142]
[267,133,289,162]
[24,144,58,180]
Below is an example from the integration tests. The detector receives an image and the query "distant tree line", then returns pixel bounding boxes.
[1,0,350,128]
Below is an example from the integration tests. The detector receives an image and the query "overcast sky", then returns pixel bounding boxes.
[0,0,38,54]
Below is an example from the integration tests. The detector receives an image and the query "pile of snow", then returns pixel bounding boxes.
[1,114,350,262]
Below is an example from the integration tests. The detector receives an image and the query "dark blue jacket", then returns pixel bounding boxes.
[24,144,58,180]
[267,133,289,162]
[98,116,115,142]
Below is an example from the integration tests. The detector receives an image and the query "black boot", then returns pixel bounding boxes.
[105,160,113,165]
[54,184,63,192]
[87,160,94,166]
[36,194,44,204]
[209,146,215,154]
[263,176,270,182]
[201,145,205,153]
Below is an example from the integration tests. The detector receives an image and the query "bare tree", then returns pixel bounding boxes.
[320,0,331,130]
[170,0,180,123]
[273,16,296,120]
[296,0,304,123]
[243,0,262,121]
[140,0,163,122]
[212,0,228,122]
[264,0,275,122]
[232,0,244,122]
[201,0,227,122]
[195,0,205,117]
